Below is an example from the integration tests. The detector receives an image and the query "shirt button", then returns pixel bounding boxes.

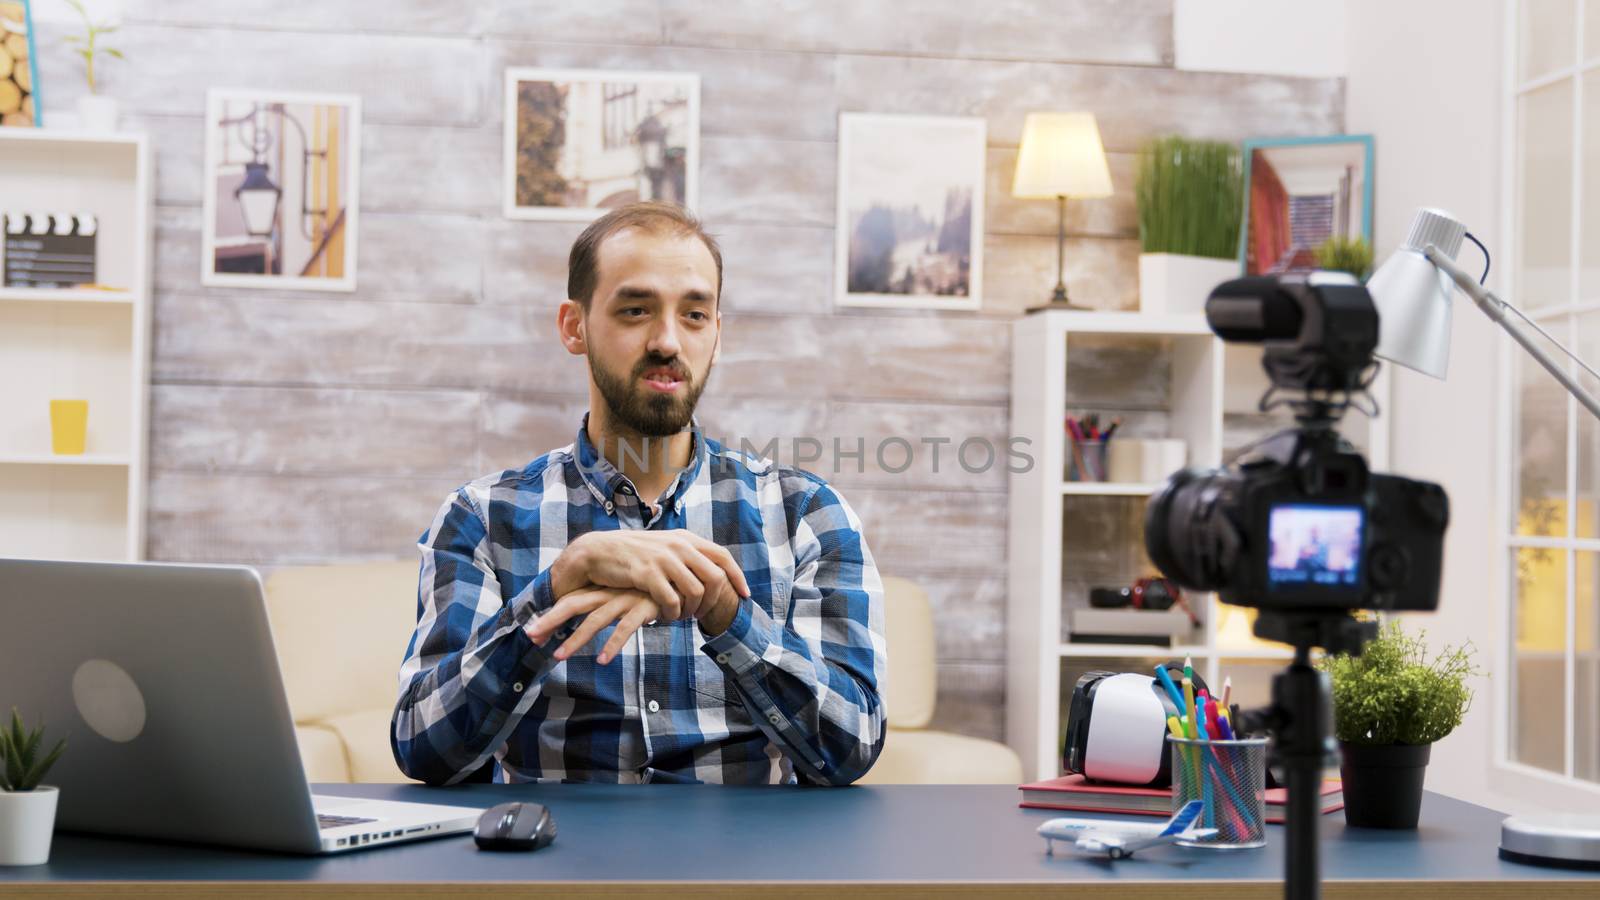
[620,485,634,495]
[647,700,661,714]
[675,500,684,513]
[715,653,729,664]
[513,682,524,693]
[767,712,783,725]
[604,501,615,514]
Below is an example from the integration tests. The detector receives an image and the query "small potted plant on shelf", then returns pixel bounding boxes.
[1135,135,1243,316]
[1320,621,1479,829]
[1313,236,1375,282]
[62,0,124,132]
[0,708,67,866]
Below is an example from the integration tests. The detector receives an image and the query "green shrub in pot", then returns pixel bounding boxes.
[1319,621,1479,829]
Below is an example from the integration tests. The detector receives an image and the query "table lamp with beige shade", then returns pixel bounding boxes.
[1011,112,1113,311]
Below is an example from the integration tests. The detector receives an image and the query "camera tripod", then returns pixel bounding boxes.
[1235,611,1376,900]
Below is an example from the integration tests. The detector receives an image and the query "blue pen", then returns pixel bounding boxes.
[1153,665,1186,715]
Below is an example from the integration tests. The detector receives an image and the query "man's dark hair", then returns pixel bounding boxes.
[567,201,723,309]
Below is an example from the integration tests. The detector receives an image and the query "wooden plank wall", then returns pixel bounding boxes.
[41,0,1343,742]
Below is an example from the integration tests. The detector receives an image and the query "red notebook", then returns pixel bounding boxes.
[1018,774,1343,824]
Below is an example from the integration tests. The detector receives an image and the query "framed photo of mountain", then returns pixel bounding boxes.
[835,113,986,311]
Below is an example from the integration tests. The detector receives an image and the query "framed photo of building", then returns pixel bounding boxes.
[1239,134,1374,276]
[201,89,361,291]
[835,113,985,311]
[503,67,700,221]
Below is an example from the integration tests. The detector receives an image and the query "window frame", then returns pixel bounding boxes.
[1497,0,1600,796]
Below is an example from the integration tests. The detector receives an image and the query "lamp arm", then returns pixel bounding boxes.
[1424,244,1600,422]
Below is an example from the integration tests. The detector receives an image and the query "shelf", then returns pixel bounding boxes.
[1061,481,1159,496]
[0,287,138,305]
[0,129,146,148]
[1027,309,1213,336]
[1212,646,1298,660]
[1059,643,1207,659]
[0,454,131,466]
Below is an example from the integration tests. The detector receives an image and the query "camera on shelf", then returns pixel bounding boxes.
[1142,272,1449,631]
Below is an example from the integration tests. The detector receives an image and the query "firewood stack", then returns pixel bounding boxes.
[0,1,35,127]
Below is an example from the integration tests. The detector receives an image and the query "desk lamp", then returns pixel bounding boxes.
[1367,207,1600,420]
[1012,112,1114,311]
[1367,207,1600,871]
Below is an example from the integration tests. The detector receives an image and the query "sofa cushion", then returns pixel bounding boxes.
[322,708,411,784]
[264,561,419,724]
[295,723,351,785]
[857,728,1024,785]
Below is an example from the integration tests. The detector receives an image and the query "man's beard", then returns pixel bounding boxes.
[589,348,710,437]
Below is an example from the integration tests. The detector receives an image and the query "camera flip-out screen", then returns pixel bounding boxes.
[1267,504,1364,591]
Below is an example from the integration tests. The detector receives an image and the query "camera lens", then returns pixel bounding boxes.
[1144,468,1240,592]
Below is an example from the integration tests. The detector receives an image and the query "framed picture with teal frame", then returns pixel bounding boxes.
[1237,134,1374,276]
[0,0,43,126]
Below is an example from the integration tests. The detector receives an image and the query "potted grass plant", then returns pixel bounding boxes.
[1313,236,1375,282]
[0,708,67,866]
[1135,135,1244,315]
[1320,621,1479,829]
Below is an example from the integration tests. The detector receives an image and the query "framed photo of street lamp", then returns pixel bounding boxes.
[503,67,700,221]
[201,89,361,291]
[834,112,985,311]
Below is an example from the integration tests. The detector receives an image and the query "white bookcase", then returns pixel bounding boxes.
[1005,309,1390,781]
[0,130,153,562]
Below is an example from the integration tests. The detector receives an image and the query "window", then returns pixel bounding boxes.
[602,84,638,150]
[1506,0,1600,786]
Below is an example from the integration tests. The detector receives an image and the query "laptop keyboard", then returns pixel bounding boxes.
[318,814,379,830]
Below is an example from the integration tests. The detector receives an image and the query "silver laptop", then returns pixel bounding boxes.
[0,557,483,854]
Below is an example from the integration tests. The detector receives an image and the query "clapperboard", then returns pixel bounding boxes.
[2,212,98,288]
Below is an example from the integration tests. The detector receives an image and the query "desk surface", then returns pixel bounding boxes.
[1,783,1596,898]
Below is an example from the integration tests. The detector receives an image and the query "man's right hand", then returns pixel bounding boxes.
[549,530,751,623]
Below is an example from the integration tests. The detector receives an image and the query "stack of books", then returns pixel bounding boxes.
[1019,773,1343,824]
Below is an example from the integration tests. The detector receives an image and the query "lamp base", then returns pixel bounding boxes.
[1026,296,1096,314]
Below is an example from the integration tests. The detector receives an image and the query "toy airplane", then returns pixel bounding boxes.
[1038,800,1217,859]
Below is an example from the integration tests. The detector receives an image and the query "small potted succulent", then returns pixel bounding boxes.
[1320,621,1479,829]
[0,708,67,866]
[1135,135,1244,315]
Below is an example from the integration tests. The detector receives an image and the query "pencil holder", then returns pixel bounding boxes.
[1168,736,1268,849]
[1066,438,1108,482]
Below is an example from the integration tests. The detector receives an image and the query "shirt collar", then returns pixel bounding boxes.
[575,413,706,509]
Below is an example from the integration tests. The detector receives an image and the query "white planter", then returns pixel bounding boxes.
[75,95,120,133]
[0,786,58,866]
[1138,252,1239,316]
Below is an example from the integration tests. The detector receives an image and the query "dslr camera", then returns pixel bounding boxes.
[1143,272,1448,625]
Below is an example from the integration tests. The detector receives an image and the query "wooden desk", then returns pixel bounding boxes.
[0,783,1595,897]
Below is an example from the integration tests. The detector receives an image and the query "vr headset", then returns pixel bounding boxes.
[1062,663,1208,787]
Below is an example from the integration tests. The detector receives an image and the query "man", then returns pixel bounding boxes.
[391,201,887,787]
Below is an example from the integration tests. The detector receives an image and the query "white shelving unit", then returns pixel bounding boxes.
[0,130,153,562]
[1006,309,1390,781]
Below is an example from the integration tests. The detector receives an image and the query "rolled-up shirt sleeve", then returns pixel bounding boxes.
[700,481,887,785]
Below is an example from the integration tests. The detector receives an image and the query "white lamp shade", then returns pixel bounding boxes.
[1367,208,1468,380]
[1012,112,1114,199]
[1368,248,1454,378]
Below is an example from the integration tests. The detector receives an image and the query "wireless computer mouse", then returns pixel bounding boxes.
[474,801,557,851]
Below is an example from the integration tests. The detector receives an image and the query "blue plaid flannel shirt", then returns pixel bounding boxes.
[391,417,887,786]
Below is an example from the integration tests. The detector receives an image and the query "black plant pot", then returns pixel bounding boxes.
[1338,741,1431,829]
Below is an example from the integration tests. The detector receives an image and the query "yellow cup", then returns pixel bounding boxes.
[50,400,89,455]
